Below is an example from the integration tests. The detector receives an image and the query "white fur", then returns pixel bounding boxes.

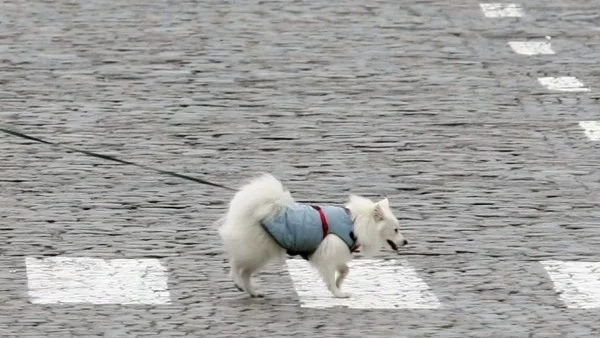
[218,173,407,298]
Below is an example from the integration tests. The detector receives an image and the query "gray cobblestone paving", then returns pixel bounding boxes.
[1,0,600,337]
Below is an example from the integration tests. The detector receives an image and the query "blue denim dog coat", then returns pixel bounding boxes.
[261,203,357,259]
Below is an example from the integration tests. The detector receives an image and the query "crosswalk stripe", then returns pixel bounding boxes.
[508,41,554,55]
[285,259,441,309]
[541,260,600,309]
[578,121,600,141]
[480,3,524,18]
[25,257,171,305]
[537,77,590,92]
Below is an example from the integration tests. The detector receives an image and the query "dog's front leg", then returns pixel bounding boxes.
[321,267,351,298]
[335,264,349,289]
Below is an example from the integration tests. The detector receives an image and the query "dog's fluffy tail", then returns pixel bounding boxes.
[220,174,293,231]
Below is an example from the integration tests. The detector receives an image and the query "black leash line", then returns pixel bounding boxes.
[0,125,237,192]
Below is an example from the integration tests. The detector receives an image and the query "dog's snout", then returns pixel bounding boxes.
[401,239,408,246]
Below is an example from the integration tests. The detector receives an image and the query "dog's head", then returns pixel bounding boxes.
[346,195,407,256]
[372,198,407,252]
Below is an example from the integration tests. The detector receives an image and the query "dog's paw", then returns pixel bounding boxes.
[333,292,351,299]
[249,291,265,298]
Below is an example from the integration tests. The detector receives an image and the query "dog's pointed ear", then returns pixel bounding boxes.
[379,198,389,208]
[373,204,385,222]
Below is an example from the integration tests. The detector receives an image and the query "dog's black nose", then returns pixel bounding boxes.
[402,239,408,246]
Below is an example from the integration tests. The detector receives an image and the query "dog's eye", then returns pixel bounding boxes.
[394,229,398,233]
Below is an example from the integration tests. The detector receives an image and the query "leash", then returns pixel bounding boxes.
[0,124,237,192]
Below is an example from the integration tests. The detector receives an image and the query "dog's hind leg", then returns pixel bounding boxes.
[240,268,264,298]
[229,259,245,292]
[335,264,349,289]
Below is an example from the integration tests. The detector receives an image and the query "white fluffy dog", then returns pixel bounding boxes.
[217,174,407,298]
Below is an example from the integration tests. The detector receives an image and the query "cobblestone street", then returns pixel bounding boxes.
[1,0,600,337]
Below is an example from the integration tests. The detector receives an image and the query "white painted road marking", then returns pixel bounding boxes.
[25,257,171,304]
[579,121,600,141]
[542,261,600,309]
[537,77,590,92]
[286,259,441,309]
[508,41,554,55]
[480,3,524,17]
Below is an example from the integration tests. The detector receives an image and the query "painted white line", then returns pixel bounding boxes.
[508,41,554,55]
[286,259,440,309]
[542,260,600,309]
[480,3,523,17]
[537,77,590,92]
[579,121,600,141]
[25,257,171,304]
